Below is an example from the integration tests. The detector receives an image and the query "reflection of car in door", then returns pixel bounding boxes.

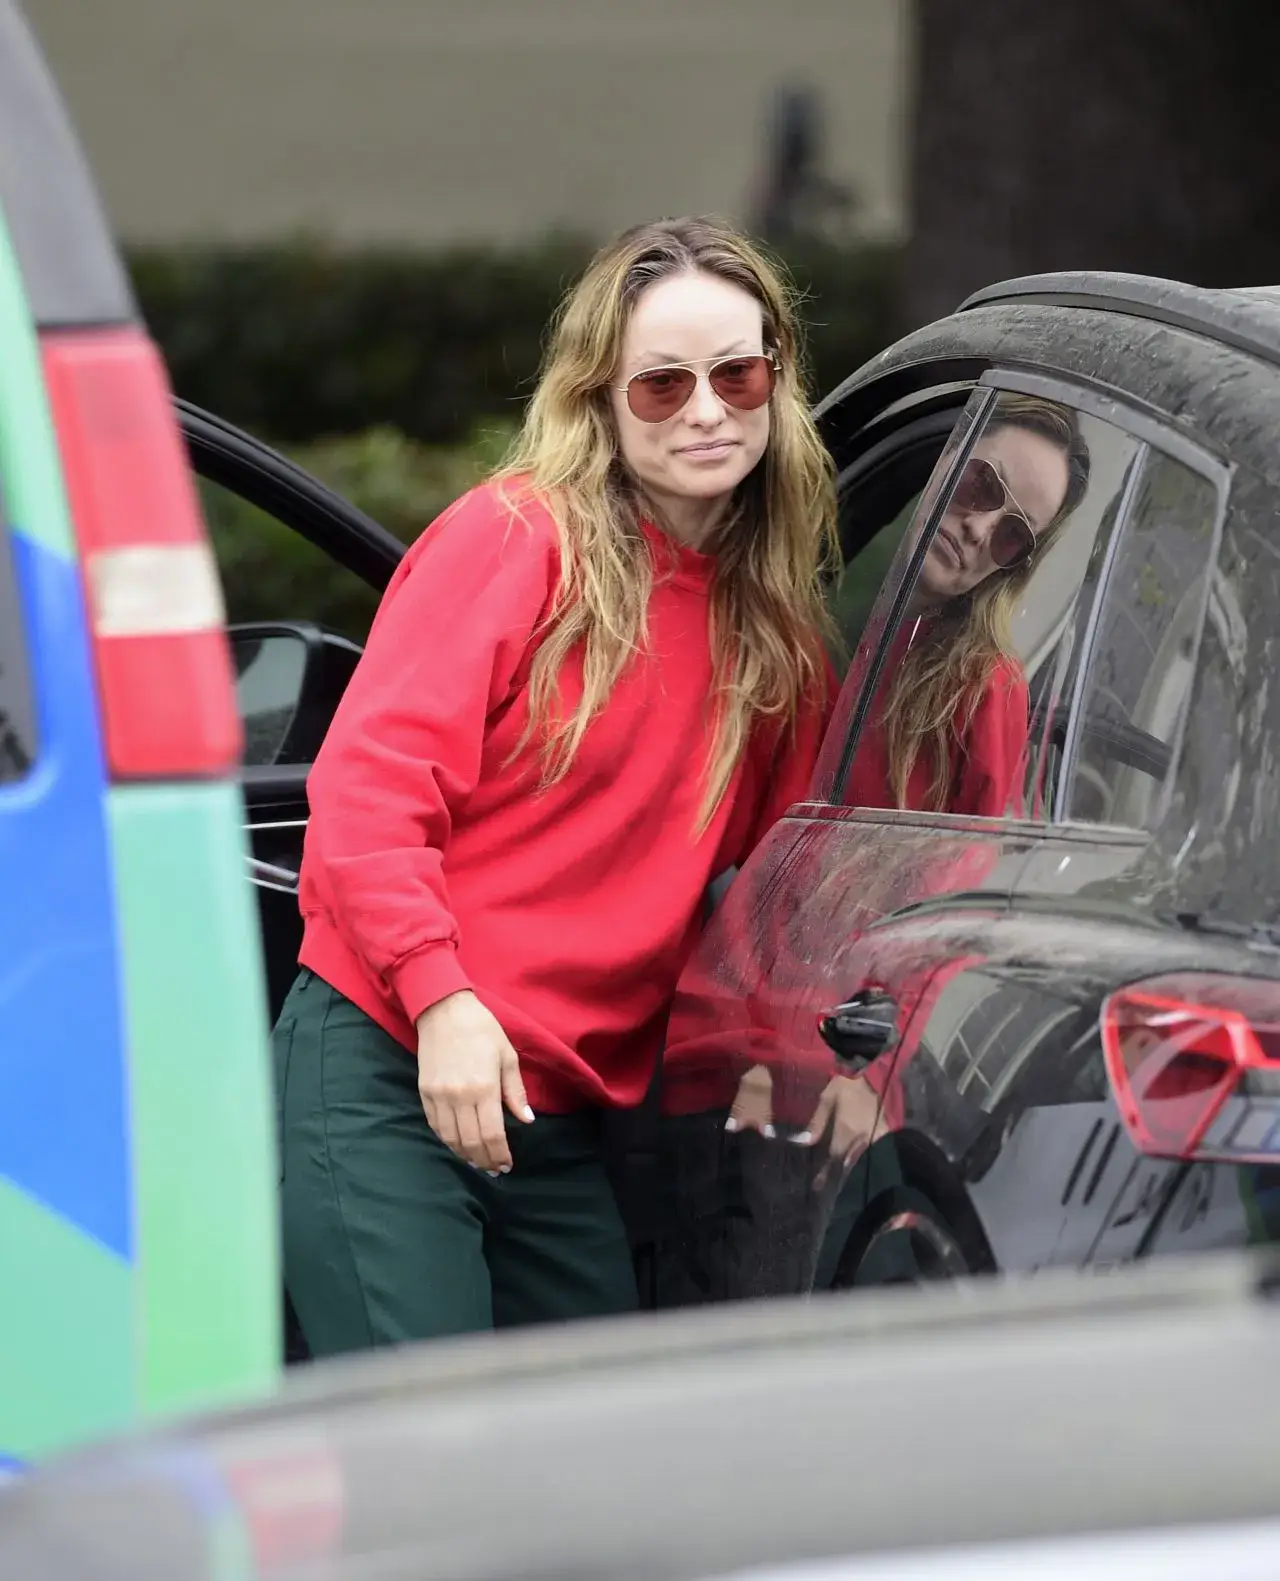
[659,275,1280,1301]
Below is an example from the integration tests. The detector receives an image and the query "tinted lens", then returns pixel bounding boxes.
[707,355,776,410]
[951,456,1006,515]
[627,366,697,421]
[952,457,1035,568]
[990,513,1036,568]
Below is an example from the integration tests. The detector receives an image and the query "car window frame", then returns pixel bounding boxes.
[826,368,1233,831]
[177,399,404,591]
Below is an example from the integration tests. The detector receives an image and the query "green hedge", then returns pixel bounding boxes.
[201,423,516,640]
[127,236,900,447]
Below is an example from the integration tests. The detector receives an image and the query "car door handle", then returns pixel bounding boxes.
[817,990,899,1074]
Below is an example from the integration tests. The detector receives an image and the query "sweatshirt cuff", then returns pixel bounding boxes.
[387,942,472,1028]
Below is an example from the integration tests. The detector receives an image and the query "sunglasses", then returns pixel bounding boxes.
[615,352,779,424]
[949,455,1037,569]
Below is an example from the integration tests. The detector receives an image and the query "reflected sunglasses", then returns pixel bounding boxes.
[950,455,1037,568]
[615,352,779,423]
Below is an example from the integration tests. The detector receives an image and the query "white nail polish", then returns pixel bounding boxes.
[790,1131,814,1146]
[724,1117,741,1133]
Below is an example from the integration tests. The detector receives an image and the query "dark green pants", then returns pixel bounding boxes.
[274,969,638,1356]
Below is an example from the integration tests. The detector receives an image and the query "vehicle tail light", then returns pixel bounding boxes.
[40,325,241,779]
[1101,973,1280,1163]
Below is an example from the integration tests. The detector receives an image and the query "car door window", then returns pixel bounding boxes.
[1062,451,1222,829]
[827,386,1146,820]
[197,476,382,645]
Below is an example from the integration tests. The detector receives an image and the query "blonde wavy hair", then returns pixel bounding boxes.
[494,216,838,826]
[881,394,1091,810]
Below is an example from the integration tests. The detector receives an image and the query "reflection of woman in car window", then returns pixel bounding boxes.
[847,396,1091,817]
[276,218,838,1357]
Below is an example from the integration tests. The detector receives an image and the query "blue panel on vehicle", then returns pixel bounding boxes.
[0,532,130,1258]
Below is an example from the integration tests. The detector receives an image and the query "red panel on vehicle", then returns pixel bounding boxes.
[40,326,242,778]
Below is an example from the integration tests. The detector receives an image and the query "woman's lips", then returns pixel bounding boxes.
[933,526,965,568]
[678,440,739,460]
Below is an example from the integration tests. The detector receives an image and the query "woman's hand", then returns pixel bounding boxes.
[415,990,534,1173]
[794,1075,888,1191]
[724,1063,777,1138]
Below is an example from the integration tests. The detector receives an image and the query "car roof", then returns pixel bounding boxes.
[4,1253,1280,1581]
[961,270,1280,372]
[0,0,133,326]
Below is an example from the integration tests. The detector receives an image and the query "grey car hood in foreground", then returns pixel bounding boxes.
[3,1253,1279,1580]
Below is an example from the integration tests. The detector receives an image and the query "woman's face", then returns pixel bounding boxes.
[918,423,1070,604]
[610,270,772,535]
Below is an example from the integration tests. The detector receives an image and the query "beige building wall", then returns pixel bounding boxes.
[25,0,909,247]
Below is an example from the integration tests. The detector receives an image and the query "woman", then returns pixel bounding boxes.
[847,395,1091,817]
[274,216,838,1353]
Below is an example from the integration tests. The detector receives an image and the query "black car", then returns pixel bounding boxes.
[211,272,1280,1312]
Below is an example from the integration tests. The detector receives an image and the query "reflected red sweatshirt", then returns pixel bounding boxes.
[298,482,830,1113]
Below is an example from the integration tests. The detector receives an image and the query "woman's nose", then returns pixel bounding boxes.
[958,507,998,549]
[685,373,727,425]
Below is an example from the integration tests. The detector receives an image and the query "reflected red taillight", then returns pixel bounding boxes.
[1101,973,1280,1162]
[40,325,242,779]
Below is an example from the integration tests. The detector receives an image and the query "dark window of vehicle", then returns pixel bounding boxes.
[0,498,37,785]
[827,386,1144,820]
[1063,452,1221,829]
[198,477,381,645]
[232,628,309,767]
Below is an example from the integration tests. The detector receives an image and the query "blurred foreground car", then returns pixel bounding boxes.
[2,1254,1279,1579]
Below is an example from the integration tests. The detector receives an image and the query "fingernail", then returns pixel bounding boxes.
[790,1131,814,1147]
[724,1117,741,1133]
[486,1170,501,1179]
[522,1106,535,1123]
[500,1164,512,1175]
[762,1124,777,1140]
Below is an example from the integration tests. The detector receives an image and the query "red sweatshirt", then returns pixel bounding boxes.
[298,481,830,1113]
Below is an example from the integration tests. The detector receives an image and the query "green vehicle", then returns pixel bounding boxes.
[0,0,278,1470]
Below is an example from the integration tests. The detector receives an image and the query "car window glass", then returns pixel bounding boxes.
[1064,452,1220,828]
[232,630,309,767]
[814,396,989,798]
[833,389,1144,820]
[197,476,381,644]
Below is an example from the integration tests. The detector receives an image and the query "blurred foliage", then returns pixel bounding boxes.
[128,235,900,446]
[201,422,516,642]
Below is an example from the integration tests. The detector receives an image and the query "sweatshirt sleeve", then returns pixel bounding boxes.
[302,485,559,1024]
[952,662,1030,819]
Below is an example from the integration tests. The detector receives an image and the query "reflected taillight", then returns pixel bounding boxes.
[1101,973,1280,1162]
[41,326,241,779]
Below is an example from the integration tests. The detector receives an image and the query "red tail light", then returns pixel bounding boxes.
[41,326,242,779]
[1101,973,1280,1162]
